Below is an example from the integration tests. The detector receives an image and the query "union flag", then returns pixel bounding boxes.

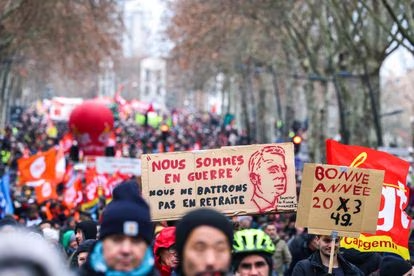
[326,139,411,259]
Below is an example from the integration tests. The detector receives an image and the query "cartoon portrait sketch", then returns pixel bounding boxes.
[248,145,288,213]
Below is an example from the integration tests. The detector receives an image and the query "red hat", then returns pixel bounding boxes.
[154,226,176,255]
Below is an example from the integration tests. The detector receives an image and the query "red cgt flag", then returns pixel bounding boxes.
[326,139,411,259]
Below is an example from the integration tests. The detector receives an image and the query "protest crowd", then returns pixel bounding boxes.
[0,98,413,276]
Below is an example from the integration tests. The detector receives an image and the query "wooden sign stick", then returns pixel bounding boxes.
[328,231,338,275]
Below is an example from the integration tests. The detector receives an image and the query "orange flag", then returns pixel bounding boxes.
[34,180,58,204]
[17,148,57,185]
[326,139,411,259]
[55,147,66,184]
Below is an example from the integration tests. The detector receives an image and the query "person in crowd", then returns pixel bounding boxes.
[238,216,254,229]
[154,226,178,276]
[263,223,291,276]
[38,219,53,230]
[0,230,74,276]
[75,220,98,245]
[379,254,413,276]
[340,248,382,275]
[62,229,78,256]
[175,208,233,276]
[292,235,363,276]
[286,231,318,275]
[79,180,157,275]
[25,204,42,227]
[232,228,275,276]
[70,239,96,268]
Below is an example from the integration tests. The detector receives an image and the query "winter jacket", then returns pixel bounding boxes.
[292,250,364,276]
[287,234,317,275]
[271,236,292,275]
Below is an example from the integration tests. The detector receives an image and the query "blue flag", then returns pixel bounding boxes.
[0,172,14,218]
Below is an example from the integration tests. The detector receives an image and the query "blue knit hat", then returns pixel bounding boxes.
[99,180,153,244]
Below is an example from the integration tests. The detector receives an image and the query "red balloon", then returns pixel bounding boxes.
[69,100,114,156]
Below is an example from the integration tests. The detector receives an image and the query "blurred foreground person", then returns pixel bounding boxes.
[232,228,275,276]
[0,216,19,232]
[0,230,74,276]
[176,208,233,276]
[79,180,157,275]
[154,226,178,276]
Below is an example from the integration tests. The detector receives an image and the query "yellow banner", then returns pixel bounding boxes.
[341,234,410,260]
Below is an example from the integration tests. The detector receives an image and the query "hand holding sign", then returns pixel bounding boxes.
[296,164,384,237]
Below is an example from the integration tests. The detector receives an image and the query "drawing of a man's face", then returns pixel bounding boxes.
[249,146,287,207]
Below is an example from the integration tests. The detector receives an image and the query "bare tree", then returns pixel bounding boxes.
[0,0,123,127]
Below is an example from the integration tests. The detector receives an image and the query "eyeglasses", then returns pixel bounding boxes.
[239,261,267,270]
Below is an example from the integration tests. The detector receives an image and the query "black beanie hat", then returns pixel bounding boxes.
[99,181,153,244]
[75,220,98,240]
[176,208,233,261]
[380,255,412,276]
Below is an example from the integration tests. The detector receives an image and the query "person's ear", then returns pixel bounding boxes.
[249,172,259,185]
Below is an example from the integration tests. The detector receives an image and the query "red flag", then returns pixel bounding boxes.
[63,177,83,209]
[59,132,74,154]
[326,139,411,259]
[55,147,66,184]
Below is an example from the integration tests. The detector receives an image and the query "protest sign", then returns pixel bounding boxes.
[296,163,384,237]
[96,157,141,176]
[141,143,297,220]
[326,139,412,259]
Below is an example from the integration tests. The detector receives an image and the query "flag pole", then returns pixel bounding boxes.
[328,231,338,275]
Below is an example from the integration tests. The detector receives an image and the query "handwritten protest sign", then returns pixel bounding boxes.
[141,143,297,221]
[296,164,384,237]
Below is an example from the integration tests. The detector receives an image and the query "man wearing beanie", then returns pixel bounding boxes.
[79,180,157,275]
[380,255,413,276]
[175,208,233,276]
